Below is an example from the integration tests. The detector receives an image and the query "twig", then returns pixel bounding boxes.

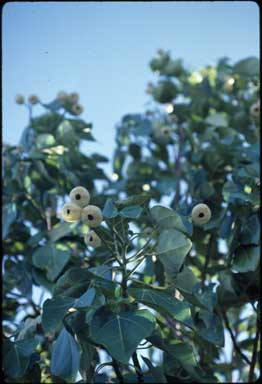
[132,352,144,383]
[221,308,251,365]
[248,316,260,382]
[111,358,124,384]
[201,233,215,288]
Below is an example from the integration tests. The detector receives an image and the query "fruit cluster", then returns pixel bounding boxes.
[61,186,102,248]
[57,91,84,116]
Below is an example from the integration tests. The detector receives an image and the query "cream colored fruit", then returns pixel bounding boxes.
[15,94,25,104]
[192,203,211,225]
[85,230,101,248]
[69,186,90,208]
[61,202,81,222]
[81,205,103,227]
[28,95,39,105]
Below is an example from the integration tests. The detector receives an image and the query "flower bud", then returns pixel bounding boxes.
[69,92,79,104]
[192,203,211,225]
[15,94,25,105]
[69,186,90,208]
[153,125,172,144]
[61,202,81,222]
[84,230,101,248]
[71,103,84,115]
[28,95,39,105]
[81,205,103,227]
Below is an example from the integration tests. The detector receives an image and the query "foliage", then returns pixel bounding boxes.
[2,52,260,383]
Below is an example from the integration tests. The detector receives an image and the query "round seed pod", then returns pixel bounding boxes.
[153,125,172,144]
[69,92,79,104]
[84,230,101,248]
[71,103,84,116]
[69,186,90,208]
[28,95,39,105]
[192,203,212,225]
[15,94,25,105]
[81,205,103,227]
[250,100,260,118]
[61,202,81,222]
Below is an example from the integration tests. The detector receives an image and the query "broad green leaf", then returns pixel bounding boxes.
[49,222,77,243]
[194,310,224,347]
[42,296,75,333]
[36,134,56,149]
[150,205,192,236]
[32,243,70,282]
[240,215,260,245]
[74,287,96,309]
[205,113,227,127]
[234,57,259,77]
[232,245,260,273]
[192,283,217,312]
[102,199,118,219]
[157,229,192,277]
[128,288,193,328]
[3,338,39,378]
[174,266,199,294]
[90,307,155,363]
[120,205,143,219]
[54,267,115,298]
[51,327,80,382]
[17,316,41,340]
[115,194,150,209]
[2,203,17,239]
[165,341,197,366]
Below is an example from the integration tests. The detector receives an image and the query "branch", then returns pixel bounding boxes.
[248,316,260,382]
[111,358,124,384]
[220,308,251,365]
[132,352,144,383]
[201,233,215,288]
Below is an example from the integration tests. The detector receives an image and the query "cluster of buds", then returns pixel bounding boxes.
[15,94,39,105]
[152,122,173,145]
[61,186,103,248]
[57,91,84,116]
[191,203,212,226]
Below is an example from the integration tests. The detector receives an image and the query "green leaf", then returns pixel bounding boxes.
[42,296,75,333]
[120,205,143,219]
[74,287,96,309]
[165,341,197,366]
[32,243,70,282]
[205,113,227,127]
[234,57,259,77]
[36,133,56,149]
[157,229,192,277]
[102,199,118,219]
[232,245,260,273]
[174,266,199,294]
[50,327,80,382]
[192,283,217,312]
[54,267,115,298]
[150,205,192,236]
[3,338,39,378]
[194,310,224,347]
[49,222,77,242]
[128,288,193,328]
[240,215,260,245]
[90,307,155,363]
[2,203,17,239]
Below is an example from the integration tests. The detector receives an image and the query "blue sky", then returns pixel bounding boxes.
[3,1,259,164]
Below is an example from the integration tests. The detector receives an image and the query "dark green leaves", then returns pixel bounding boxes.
[234,57,260,77]
[90,307,155,363]
[150,205,192,236]
[3,337,39,379]
[120,205,143,219]
[102,199,118,218]
[194,309,224,347]
[32,242,70,282]
[2,203,17,239]
[157,229,192,277]
[128,288,193,328]
[42,296,75,333]
[232,245,260,273]
[50,327,80,382]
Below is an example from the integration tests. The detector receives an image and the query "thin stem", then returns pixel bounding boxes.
[132,352,144,383]
[248,316,260,382]
[201,233,215,288]
[220,308,251,365]
[111,359,124,384]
